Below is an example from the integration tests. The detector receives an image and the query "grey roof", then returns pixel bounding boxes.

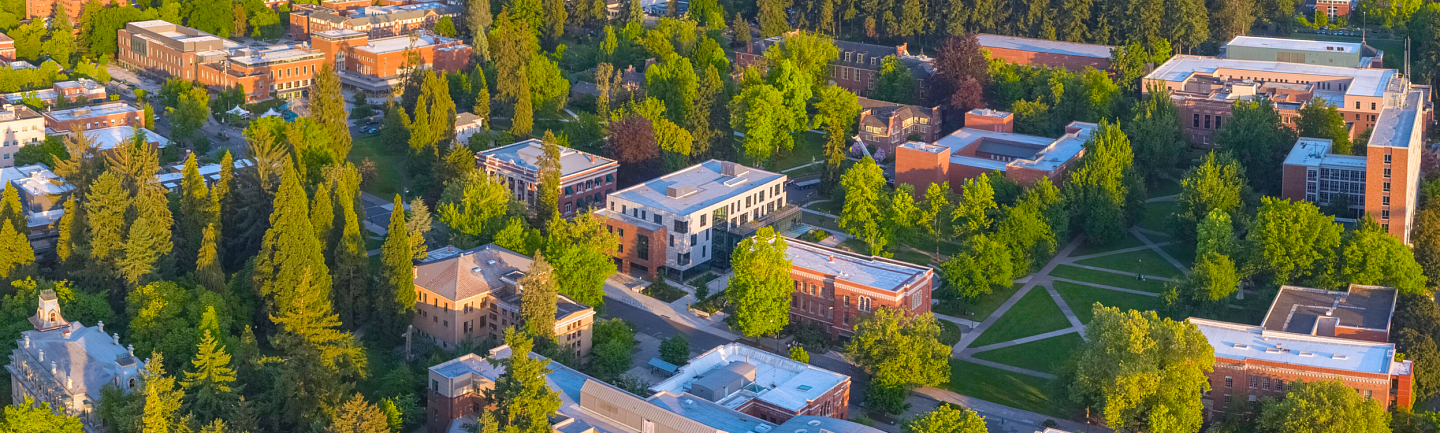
[1192,317,1404,375]
[414,244,533,301]
[13,321,144,402]
[975,34,1115,59]
[1370,88,1427,149]
[784,238,930,293]
[690,361,755,396]
[610,160,785,216]
[646,391,771,433]
[975,140,1042,159]
[1146,55,1400,98]
[478,139,617,178]
[1262,285,1397,335]
[858,97,935,131]
[775,416,887,433]
[1227,36,1362,54]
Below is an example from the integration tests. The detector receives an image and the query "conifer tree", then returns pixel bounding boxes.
[535,131,562,227]
[473,69,491,129]
[182,316,237,425]
[312,64,352,158]
[195,223,225,293]
[56,196,77,264]
[520,252,558,341]
[53,131,101,194]
[121,182,175,287]
[269,271,366,427]
[329,393,390,433]
[177,153,212,273]
[406,197,433,260]
[488,328,561,431]
[0,222,35,281]
[253,162,333,319]
[141,353,186,433]
[381,195,416,315]
[212,151,234,216]
[311,180,335,254]
[0,186,25,232]
[107,124,160,193]
[331,165,369,328]
[85,171,128,282]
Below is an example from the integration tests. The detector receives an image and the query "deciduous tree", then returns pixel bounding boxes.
[544,213,618,309]
[1067,306,1213,433]
[903,405,988,433]
[1256,379,1390,433]
[1342,220,1427,294]
[1245,197,1342,287]
[846,309,950,414]
[839,157,889,255]
[727,227,792,337]
[1217,100,1296,195]
[1173,152,1247,243]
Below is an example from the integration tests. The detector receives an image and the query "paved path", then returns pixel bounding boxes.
[1131,227,1189,276]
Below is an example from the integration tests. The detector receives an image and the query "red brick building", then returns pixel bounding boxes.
[0,33,14,61]
[856,97,941,157]
[1,78,106,105]
[895,109,1095,192]
[289,1,460,42]
[734,34,932,99]
[975,34,1114,70]
[476,138,619,218]
[117,20,327,102]
[1316,0,1352,17]
[27,0,126,25]
[1192,284,1412,419]
[311,29,470,95]
[42,101,143,133]
[784,238,934,339]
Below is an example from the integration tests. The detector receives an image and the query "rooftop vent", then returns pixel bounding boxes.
[808,421,821,427]
[683,399,694,406]
[797,385,812,391]
[471,267,482,273]
[720,161,748,177]
[487,260,497,265]
[666,185,697,198]
[1265,348,1283,353]
[1299,351,1315,357]
[1233,344,1249,350]
[1333,354,1349,360]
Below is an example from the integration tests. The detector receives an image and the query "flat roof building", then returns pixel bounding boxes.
[784,238,934,339]
[43,102,144,134]
[312,30,471,94]
[650,343,851,424]
[289,1,460,41]
[597,160,797,280]
[1,79,107,106]
[1224,36,1382,69]
[0,104,45,167]
[477,139,618,219]
[976,34,1114,70]
[117,20,327,102]
[413,245,596,355]
[1192,284,1412,419]
[896,109,1097,192]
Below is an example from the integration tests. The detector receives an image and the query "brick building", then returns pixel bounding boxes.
[1192,284,1412,418]
[426,343,875,433]
[734,34,933,99]
[0,33,14,61]
[1316,0,1353,18]
[1143,51,1418,145]
[311,29,470,94]
[596,160,796,280]
[42,101,144,133]
[289,1,461,42]
[411,244,595,357]
[975,34,1114,70]
[856,97,940,157]
[0,104,45,166]
[784,239,934,339]
[26,0,126,24]
[476,138,618,218]
[895,109,1096,192]
[1279,84,1429,242]
[117,20,327,102]
[2,78,106,106]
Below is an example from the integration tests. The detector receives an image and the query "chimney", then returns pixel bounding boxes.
[112,333,120,345]
[37,349,43,362]
[828,255,834,263]
[96,321,104,333]
[23,335,29,348]
[66,376,72,388]
[49,361,56,376]
[127,344,134,357]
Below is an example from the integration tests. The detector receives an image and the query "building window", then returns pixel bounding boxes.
[1383,210,1391,219]
[1225,376,1233,387]
[1383,196,1390,206]
[1384,182,1391,192]
[1216,116,1223,129]
[1249,377,1258,388]
[1204,115,1211,129]
[1372,102,1377,110]
[1385,154,1392,164]
[636,235,649,260]
[1194,114,1200,128]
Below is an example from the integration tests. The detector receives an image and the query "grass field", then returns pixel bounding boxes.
[970,287,1071,347]
[972,332,1085,375]
[948,360,1071,418]
[1138,201,1178,236]
[1054,281,1165,324]
[1049,265,1170,293]
[1149,178,1183,197]
[1161,242,1197,269]
[893,250,935,266]
[1074,248,1184,279]
[1070,232,1146,257]
[939,319,963,346]
[934,283,1025,322]
[349,134,407,198]
[767,131,828,172]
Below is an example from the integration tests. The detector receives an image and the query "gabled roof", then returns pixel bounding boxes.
[413,244,533,301]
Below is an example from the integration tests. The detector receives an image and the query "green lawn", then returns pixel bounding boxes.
[1074,248,1184,279]
[365,236,383,252]
[893,250,934,266]
[972,332,1085,375]
[1161,242,1197,269]
[1070,232,1146,257]
[801,212,842,232]
[1149,177,1183,197]
[1054,281,1165,324]
[1049,265,1169,293]
[970,287,1071,347]
[934,283,1024,322]
[904,237,966,258]
[348,134,408,198]
[1138,201,1178,236]
[838,238,871,254]
[938,319,963,346]
[767,131,827,172]
[948,360,1072,418]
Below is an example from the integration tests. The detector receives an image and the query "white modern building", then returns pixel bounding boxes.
[0,104,45,166]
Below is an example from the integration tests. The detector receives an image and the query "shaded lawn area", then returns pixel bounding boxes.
[801,212,842,232]
[972,332,1085,375]
[1054,281,1165,324]
[1161,242,1197,269]
[766,131,828,172]
[934,283,1024,322]
[348,134,407,198]
[1049,265,1169,293]
[970,287,1070,347]
[938,319,963,346]
[1070,232,1146,257]
[905,236,966,257]
[838,238,871,254]
[1149,177,1183,197]
[365,236,383,252]
[1074,248,1184,279]
[948,360,1072,419]
[1138,201,1178,236]
[893,250,934,266]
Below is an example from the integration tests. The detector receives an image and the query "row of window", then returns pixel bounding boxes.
[1193,113,1224,130]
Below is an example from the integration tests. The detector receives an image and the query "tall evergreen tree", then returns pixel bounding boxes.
[56,196,78,265]
[85,171,128,285]
[252,161,333,319]
[329,393,391,433]
[472,68,492,130]
[181,321,237,424]
[487,328,561,433]
[519,252,558,342]
[0,222,35,281]
[0,186,25,233]
[466,0,493,61]
[542,0,566,44]
[311,180,336,254]
[177,153,211,273]
[312,63,352,158]
[382,195,416,316]
[405,198,433,260]
[535,131,563,227]
[194,223,225,293]
[141,353,187,433]
[121,182,174,287]
[330,165,370,328]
